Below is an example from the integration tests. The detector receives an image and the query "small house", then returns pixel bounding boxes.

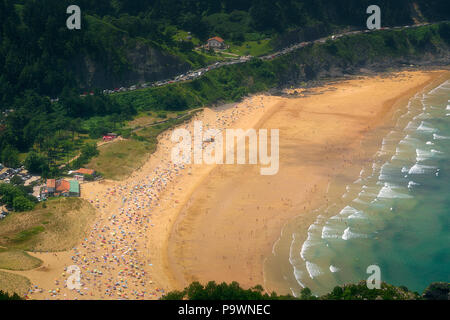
[73,168,96,177]
[47,179,56,194]
[55,179,71,197]
[207,36,226,49]
[44,178,80,198]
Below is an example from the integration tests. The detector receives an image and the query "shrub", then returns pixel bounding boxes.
[13,196,35,212]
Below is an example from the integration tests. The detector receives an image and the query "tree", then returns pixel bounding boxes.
[300,287,315,300]
[1,145,20,168]
[10,175,23,186]
[0,183,22,206]
[24,151,49,174]
[0,290,23,300]
[422,282,449,300]
[13,195,35,212]
[84,174,95,181]
[161,281,295,300]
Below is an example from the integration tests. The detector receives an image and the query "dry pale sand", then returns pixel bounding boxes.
[2,70,448,299]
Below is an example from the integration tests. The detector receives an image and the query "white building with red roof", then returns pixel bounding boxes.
[207,36,227,49]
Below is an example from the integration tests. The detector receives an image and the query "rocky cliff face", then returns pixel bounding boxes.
[72,40,190,90]
[272,22,332,50]
[274,28,450,87]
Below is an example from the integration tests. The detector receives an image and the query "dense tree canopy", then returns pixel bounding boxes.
[0,183,36,211]
[162,280,450,300]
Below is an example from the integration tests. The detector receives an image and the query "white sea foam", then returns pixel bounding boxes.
[408,164,436,175]
[417,121,437,133]
[427,81,449,95]
[405,121,419,131]
[352,198,368,205]
[377,183,412,199]
[338,206,367,220]
[293,267,306,289]
[301,225,323,260]
[329,265,340,273]
[348,210,367,220]
[433,134,450,140]
[427,81,450,95]
[339,206,360,217]
[399,135,421,146]
[408,181,420,189]
[300,242,310,261]
[416,149,434,162]
[306,261,323,279]
[308,223,321,232]
[342,227,369,240]
[321,225,343,239]
[414,113,431,120]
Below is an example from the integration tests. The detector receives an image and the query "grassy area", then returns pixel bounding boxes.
[0,198,95,293]
[0,250,42,271]
[0,271,31,297]
[0,197,96,253]
[173,30,201,47]
[192,49,229,63]
[88,139,151,180]
[88,112,197,180]
[126,110,181,130]
[227,39,273,56]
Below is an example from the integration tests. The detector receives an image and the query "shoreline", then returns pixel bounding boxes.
[165,69,450,293]
[1,69,448,299]
[264,70,450,296]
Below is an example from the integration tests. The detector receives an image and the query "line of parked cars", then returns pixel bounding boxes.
[99,56,253,96]
[0,164,33,184]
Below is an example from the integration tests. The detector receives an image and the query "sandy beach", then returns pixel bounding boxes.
[165,69,450,293]
[2,69,448,299]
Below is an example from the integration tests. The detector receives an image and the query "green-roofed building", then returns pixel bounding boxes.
[69,180,80,197]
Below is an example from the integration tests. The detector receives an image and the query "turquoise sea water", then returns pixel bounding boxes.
[283,79,450,296]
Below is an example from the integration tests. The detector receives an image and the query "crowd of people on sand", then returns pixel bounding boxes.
[25,97,267,300]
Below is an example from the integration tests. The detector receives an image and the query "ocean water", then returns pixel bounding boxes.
[273,79,450,296]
